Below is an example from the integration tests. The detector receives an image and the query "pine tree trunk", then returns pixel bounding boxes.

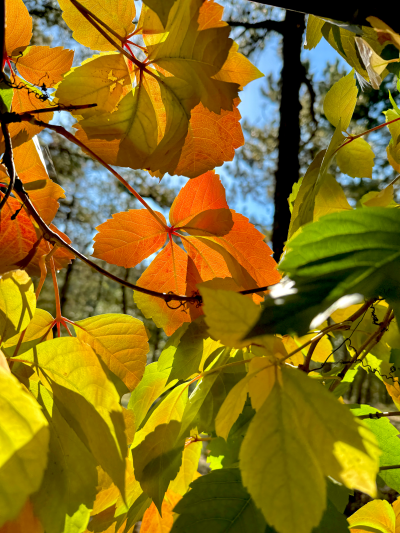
[272,11,305,261]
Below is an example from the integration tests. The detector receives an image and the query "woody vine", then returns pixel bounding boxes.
[2,2,400,533]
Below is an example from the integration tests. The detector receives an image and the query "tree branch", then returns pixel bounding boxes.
[358,411,400,420]
[227,19,285,34]
[0,122,16,211]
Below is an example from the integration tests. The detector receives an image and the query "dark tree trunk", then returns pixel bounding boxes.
[272,10,305,261]
[121,268,129,315]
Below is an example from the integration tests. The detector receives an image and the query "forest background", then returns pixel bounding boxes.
[30,0,399,403]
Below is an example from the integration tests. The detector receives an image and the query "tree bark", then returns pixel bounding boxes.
[272,10,305,261]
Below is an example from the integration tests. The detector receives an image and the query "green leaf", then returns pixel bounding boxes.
[131,420,185,511]
[312,500,350,533]
[122,492,152,533]
[0,76,13,113]
[171,468,266,533]
[19,337,127,496]
[74,313,149,396]
[305,15,325,50]
[128,361,176,430]
[0,270,36,347]
[336,138,375,178]
[313,173,352,221]
[249,207,400,337]
[239,367,380,533]
[323,70,357,131]
[30,382,97,533]
[0,369,49,527]
[350,404,400,492]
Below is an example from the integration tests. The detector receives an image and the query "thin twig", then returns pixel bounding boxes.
[22,103,97,115]
[0,122,15,211]
[380,465,400,471]
[336,116,400,154]
[358,411,400,420]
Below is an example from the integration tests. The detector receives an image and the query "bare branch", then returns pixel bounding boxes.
[227,19,285,34]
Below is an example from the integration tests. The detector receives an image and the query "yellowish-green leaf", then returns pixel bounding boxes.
[169,440,202,496]
[133,382,188,447]
[323,70,357,131]
[2,308,53,358]
[0,370,49,527]
[74,313,148,395]
[305,15,325,50]
[215,374,249,441]
[0,270,36,347]
[30,382,97,533]
[200,287,261,348]
[58,0,135,51]
[361,185,395,207]
[239,366,380,533]
[314,173,352,220]
[19,337,127,496]
[337,138,375,178]
[55,52,131,119]
[348,499,395,533]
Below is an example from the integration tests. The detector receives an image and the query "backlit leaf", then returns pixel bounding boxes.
[15,45,74,87]
[30,382,97,533]
[323,70,357,131]
[0,500,43,533]
[348,500,395,533]
[169,441,202,496]
[0,369,49,527]
[239,366,380,533]
[5,0,32,56]
[93,210,167,268]
[314,174,352,221]
[19,337,127,495]
[58,0,135,51]
[55,52,132,119]
[132,420,185,511]
[172,468,266,533]
[305,15,324,50]
[0,270,35,347]
[2,308,53,357]
[141,490,182,533]
[74,313,149,395]
[337,138,375,178]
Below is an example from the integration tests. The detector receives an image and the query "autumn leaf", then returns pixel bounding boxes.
[0,270,36,346]
[0,500,43,533]
[15,45,74,88]
[5,0,32,57]
[2,308,53,357]
[93,171,279,334]
[348,499,395,533]
[141,490,182,533]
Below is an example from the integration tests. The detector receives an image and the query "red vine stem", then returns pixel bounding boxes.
[336,116,400,153]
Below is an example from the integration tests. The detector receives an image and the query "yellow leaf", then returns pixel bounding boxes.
[392,498,400,533]
[323,70,358,131]
[304,15,325,50]
[0,371,49,527]
[239,366,380,533]
[314,173,352,220]
[169,440,202,495]
[20,337,127,495]
[337,138,375,178]
[215,373,249,440]
[2,308,53,357]
[5,0,32,56]
[362,185,395,207]
[247,358,280,411]
[0,270,36,347]
[55,52,132,119]
[348,499,395,533]
[15,45,74,87]
[140,490,182,533]
[58,0,135,51]
[212,42,263,89]
[74,313,149,394]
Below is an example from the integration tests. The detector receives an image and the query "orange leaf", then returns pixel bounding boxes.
[141,491,182,533]
[93,210,167,268]
[5,0,32,57]
[169,171,228,227]
[14,46,74,87]
[0,500,43,533]
[134,241,190,335]
[1,76,54,150]
[171,98,244,179]
[0,197,74,276]
[0,138,65,224]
